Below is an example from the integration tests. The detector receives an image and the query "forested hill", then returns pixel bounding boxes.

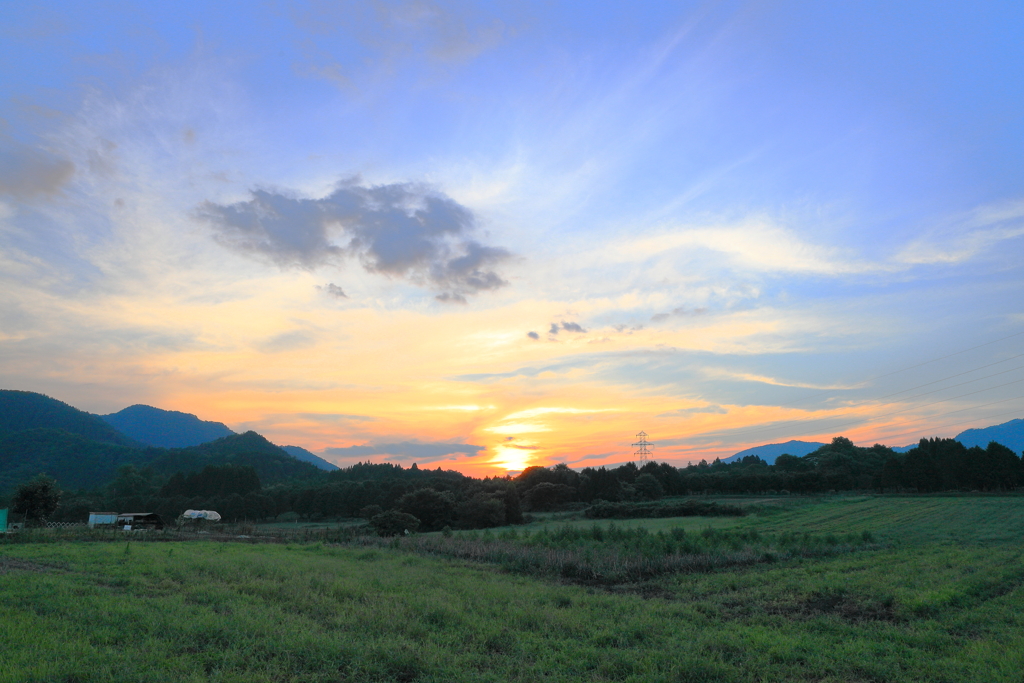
[282,445,339,471]
[146,432,324,484]
[723,440,825,465]
[956,418,1024,453]
[0,391,329,495]
[102,404,234,448]
[0,390,137,447]
[0,429,325,495]
[0,429,159,493]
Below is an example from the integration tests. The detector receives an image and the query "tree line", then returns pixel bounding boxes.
[7,435,1021,530]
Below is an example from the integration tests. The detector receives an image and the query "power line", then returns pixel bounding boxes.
[781,393,1024,447]
[724,378,1024,445]
[863,329,1024,382]
[873,355,1024,401]
[667,328,1024,457]
[710,346,1024,444]
[715,370,1022,444]
[733,330,1024,417]
[861,407,1024,447]
[866,377,1024,421]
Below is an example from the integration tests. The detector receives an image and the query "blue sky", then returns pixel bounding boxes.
[1,1,1022,472]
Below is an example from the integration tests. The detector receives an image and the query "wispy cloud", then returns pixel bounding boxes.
[651,306,707,322]
[0,139,75,200]
[896,200,1024,265]
[607,218,873,276]
[501,406,616,421]
[657,404,728,418]
[324,440,485,462]
[256,330,317,354]
[292,0,511,91]
[700,367,860,391]
[425,404,496,412]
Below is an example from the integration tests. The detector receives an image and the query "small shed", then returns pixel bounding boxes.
[88,512,119,529]
[4,510,26,532]
[116,513,164,530]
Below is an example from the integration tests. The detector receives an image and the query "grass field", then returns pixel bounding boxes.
[2,496,1024,682]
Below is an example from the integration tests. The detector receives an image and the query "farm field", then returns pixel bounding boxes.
[2,496,1024,682]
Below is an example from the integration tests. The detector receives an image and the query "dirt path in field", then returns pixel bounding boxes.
[0,555,61,573]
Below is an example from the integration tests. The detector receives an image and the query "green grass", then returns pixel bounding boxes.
[2,496,1024,681]
[378,524,875,584]
[516,494,1024,544]
[736,494,1024,544]
[503,512,742,535]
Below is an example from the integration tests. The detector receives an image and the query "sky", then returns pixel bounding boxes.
[1,1,1023,475]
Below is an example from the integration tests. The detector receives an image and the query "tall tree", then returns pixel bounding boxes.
[12,474,62,524]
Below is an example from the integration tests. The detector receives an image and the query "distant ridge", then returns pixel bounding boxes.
[723,440,827,465]
[0,391,329,493]
[732,418,1024,460]
[146,431,323,484]
[282,445,339,471]
[102,404,235,448]
[888,418,1024,453]
[0,390,137,447]
[954,418,1024,453]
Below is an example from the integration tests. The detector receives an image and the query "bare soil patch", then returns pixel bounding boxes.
[0,555,62,574]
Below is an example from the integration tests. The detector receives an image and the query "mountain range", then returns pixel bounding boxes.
[101,404,233,448]
[101,403,337,470]
[936,418,1024,453]
[0,390,337,493]
[723,440,826,464]
[727,418,1024,464]
[2,388,1020,493]
[0,390,137,447]
[281,445,339,471]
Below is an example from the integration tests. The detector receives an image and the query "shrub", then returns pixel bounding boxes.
[523,482,575,511]
[456,493,506,529]
[358,504,383,519]
[585,499,745,519]
[370,510,421,537]
[397,489,454,531]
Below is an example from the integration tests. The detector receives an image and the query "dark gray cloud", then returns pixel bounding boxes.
[436,292,466,304]
[549,321,587,335]
[324,441,485,462]
[0,140,74,199]
[197,180,510,300]
[651,306,708,322]
[527,331,539,340]
[318,282,347,298]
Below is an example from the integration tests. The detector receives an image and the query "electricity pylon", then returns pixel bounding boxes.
[632,431,653,465]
